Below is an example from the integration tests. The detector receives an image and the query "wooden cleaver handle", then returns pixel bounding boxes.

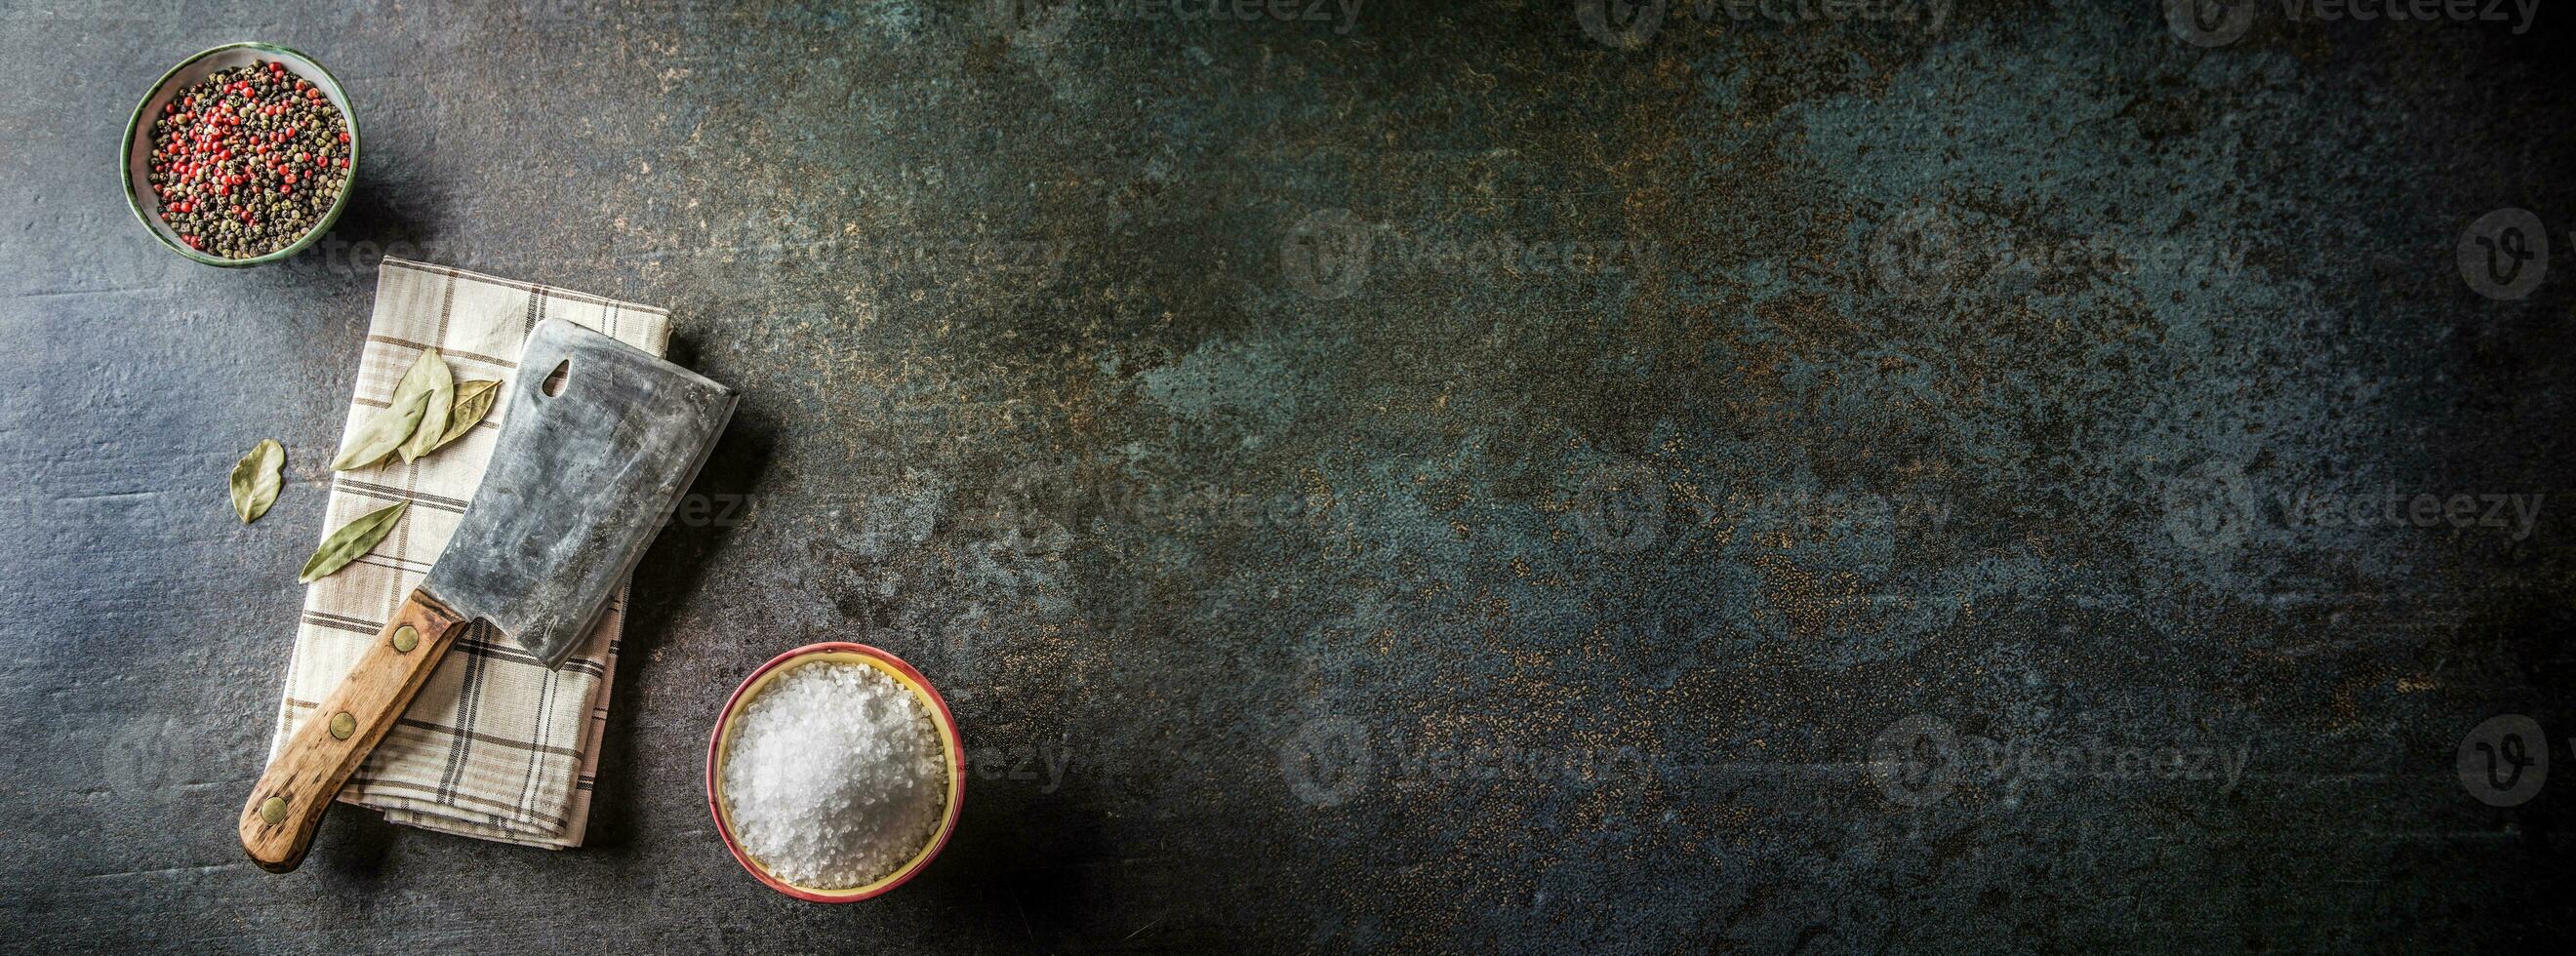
[239,588,467,872]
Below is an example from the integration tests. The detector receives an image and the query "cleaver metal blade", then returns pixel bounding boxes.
[428,318,740,669]
[240,317,738,872]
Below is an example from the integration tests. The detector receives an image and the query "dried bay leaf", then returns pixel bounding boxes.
[299,500,408,583]
[229,439,284,523]
[429,379,501,453]
[329,389,431,471]
[396,348,456,463]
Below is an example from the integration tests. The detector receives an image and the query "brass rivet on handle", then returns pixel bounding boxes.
[391,625,419,654]
[259,796,287,824]
[329,712,355,740]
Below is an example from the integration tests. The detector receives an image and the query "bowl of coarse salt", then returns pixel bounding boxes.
[707,642,964,901]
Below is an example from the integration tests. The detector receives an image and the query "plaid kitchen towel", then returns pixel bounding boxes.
[265,258,670,849]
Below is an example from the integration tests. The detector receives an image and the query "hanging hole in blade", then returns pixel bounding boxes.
[542,359,571,397]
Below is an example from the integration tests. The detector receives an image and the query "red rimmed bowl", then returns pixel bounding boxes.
[705,642,964,902]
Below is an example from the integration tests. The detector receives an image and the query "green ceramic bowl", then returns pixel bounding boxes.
[123,43,359,267]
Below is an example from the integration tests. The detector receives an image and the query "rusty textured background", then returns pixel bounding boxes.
[3,1,2573,951]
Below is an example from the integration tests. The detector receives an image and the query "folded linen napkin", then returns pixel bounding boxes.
[266,258,669,848]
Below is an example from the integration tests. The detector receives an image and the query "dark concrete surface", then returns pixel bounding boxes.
[4,1,2574,951]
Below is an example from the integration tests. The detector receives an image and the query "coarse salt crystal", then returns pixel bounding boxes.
[721,660,948,889]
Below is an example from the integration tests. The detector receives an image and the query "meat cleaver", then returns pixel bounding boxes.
[239,318,738,872]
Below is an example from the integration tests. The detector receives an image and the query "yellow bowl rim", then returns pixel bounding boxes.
[705,642,964,901]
